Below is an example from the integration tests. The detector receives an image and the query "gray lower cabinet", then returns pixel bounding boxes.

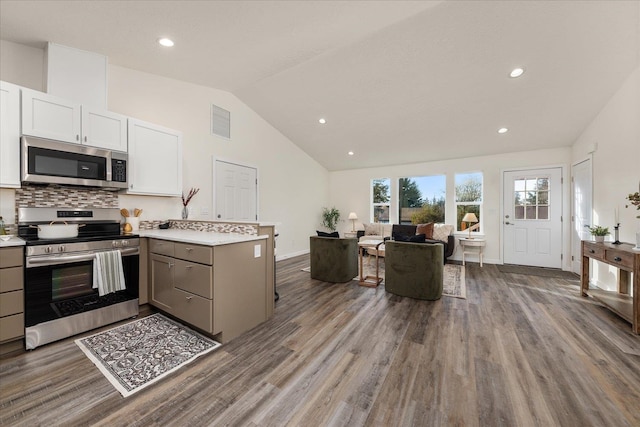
[0,246,25,355]
[149,238,267,341]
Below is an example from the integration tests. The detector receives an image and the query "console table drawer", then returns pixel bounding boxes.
[583,242,604,259]
[604,250,634,270]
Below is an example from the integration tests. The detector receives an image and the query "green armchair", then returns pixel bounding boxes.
[309,236,358,283]
[384,241,444,300]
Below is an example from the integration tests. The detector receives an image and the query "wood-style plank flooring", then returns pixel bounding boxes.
[1,255,639,426]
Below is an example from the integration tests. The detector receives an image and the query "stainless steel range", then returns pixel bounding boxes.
[18,207,139,350]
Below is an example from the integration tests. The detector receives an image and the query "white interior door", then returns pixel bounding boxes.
[503,168,562,268]
[571,159,592,273]
[215,160,257,221]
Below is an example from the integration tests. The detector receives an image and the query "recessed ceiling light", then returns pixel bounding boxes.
[348,151,354,156]
[318,118,326,124]
[158,38,174,47]
[510,67,524,78]
[498,127,509,134]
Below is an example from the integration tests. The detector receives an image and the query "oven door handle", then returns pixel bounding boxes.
[26,247,139,267]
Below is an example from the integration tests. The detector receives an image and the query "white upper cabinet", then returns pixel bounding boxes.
[21,88,127,152]
[21,88,81,144]
[127,118,182,197]
[0,81,21,188]
[81,108,127,152]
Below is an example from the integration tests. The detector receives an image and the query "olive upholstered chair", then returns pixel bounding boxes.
[309,236,358,283]
[384,241,444,300]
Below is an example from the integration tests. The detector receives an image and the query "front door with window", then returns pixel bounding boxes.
[503,168,562,268]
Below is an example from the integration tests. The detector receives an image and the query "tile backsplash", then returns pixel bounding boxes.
[15,185,119,209]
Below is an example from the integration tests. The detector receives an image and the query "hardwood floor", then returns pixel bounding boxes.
[1,255,639,426]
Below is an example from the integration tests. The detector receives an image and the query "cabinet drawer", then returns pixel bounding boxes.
[149,239,175,257]
[0,267,23,293]
[173,288,213,333]
[0,290,23,317]
[605,250,634,269]
[175,242,212,265]
[174,259,213,299]
[0,313,24,341]
[583,242,604,259]
[0,247,23,268]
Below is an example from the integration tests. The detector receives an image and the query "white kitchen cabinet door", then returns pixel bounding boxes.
[0,81,21,188]
[127,118,182,196]
[81,107,127,152]
[21,88,81,144]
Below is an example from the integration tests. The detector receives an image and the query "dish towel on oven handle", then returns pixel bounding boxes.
[93,250,127,296]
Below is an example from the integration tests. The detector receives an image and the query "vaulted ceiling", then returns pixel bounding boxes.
[1,1,638,171]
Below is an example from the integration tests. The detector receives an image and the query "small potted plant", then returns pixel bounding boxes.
[321,207,341,232]
[586,225,609,243]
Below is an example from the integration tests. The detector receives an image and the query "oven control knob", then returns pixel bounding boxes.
[44,246,52,254]
[112,240,121,248]
[58,245,65,252]
[121,240,129,247]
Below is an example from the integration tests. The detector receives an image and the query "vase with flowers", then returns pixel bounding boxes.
[627,190,640,249]
[181,187,200,219]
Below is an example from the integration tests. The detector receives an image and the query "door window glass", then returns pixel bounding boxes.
[514,176,550,220]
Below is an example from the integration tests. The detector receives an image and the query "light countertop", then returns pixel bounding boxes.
[139,229,268,246]
[0,236,26,247]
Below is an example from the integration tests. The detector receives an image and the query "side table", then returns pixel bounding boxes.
[358,239,384,287]
[459,237,485,267]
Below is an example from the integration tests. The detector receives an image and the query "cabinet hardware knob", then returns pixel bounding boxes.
[614,256,622,262]
[84,136,87,142]
[186,265,193,269]
[589,249,595,253]
[168,262,174,268]
[185,247,193,251]
[76,134,79,141]
[186,296,192,301]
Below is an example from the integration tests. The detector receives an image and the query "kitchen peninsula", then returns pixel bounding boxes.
[140,226,275,342]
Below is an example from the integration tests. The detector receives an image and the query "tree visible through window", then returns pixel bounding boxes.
[372,178,390,223]
[455,172,483,233]
[399,175,446,224]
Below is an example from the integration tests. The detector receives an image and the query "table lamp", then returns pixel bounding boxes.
[462,212,479,238]
[348,212,358,232]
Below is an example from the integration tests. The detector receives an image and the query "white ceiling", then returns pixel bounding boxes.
[1,1,639,171]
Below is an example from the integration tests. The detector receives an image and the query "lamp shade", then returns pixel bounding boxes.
[462,212,478,223]
[348,212,358,220]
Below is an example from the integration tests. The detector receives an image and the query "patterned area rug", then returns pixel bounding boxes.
[303,257,466,299]
[75,313,221,397]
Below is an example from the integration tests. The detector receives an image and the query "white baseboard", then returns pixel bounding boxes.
[276,249,309,262]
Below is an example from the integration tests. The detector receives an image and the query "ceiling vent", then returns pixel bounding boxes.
[211,104,231,139]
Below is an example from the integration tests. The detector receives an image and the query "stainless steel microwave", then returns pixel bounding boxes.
[21,136,128,190]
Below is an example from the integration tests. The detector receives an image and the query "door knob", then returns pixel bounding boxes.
[217,214,221,218]
[505,221,513,225]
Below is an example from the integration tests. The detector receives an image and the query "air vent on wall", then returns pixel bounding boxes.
[211,104,231,139]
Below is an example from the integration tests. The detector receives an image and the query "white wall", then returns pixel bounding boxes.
[0,40,329,259]
[572,65,640,290]
[329,147,572,267]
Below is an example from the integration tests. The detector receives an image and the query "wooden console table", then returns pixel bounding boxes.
[581,241,639,334]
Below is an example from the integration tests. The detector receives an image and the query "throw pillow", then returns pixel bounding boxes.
[432,224,454,242]
[416,223,434,239]
[408,233,426,243]
[363,223,381,236]
[394,234,426,243]
[316,230,339,238]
